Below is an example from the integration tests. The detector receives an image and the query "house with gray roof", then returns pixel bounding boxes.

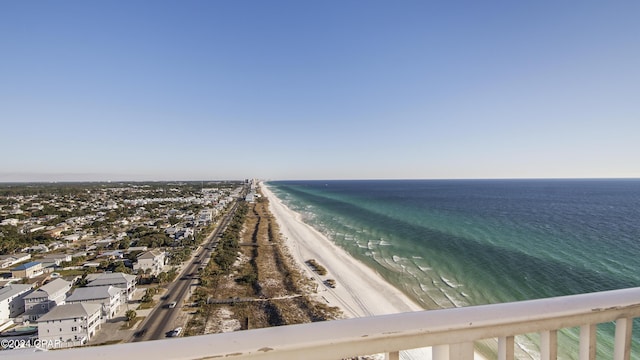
[40,253,72,268]
[37,303,101,347]
[133,249,166,276]
[66,286,122,321]
[85,272,136,300]
[0,253,31,269]
[0,284,33,324]
[23,278,72,321]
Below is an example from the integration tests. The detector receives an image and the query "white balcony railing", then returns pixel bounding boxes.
[13,287,640,360]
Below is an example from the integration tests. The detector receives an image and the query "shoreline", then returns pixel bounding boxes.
[262,182,424,318]
[261,183,487,360]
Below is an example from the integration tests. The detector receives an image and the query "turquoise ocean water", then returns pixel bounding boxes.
[267,179,640,359]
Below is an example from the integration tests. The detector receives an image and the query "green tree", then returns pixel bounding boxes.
[114,262,131,274]
[156,271,168,284]
[119,238,131,250]
[125,309,137,325]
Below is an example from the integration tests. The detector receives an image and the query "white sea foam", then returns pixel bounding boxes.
[441,289,466,307]
[441,276,461,289]
[429,291,453,308]
[405,267,422,279]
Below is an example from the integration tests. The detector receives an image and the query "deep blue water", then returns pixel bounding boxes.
[267,179,640,359]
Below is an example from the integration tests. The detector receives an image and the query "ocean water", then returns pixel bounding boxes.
[267,179,640,359]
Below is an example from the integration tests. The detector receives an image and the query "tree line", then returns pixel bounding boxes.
[213,202,248,273]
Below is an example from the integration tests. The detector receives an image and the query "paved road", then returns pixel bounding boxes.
[130,201,240,342]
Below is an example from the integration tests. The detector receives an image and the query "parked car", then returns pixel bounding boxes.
[167,327,182,337]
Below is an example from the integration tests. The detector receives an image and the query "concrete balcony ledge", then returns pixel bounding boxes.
[12,287,640,360]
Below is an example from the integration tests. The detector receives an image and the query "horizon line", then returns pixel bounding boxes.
[1,176,640,185]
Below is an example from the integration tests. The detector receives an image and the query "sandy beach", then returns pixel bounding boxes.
[262,183,487,360]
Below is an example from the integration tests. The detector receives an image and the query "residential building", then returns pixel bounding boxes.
[133,250,165,276]
[197,209,213,225]
[41,253,72,267]
[66,286,122,321]
[62,233,82,242]
[0,218,19,226]
[11,261,43,279]
[126,246,148,252]
[45,226,68,238]
[0,284,33,323]
[99,250,124,259]
[23,244,49,253]
[23,278,72,321]
[37,303,101,348]
[0,253,31,269]
[85,273,136,300]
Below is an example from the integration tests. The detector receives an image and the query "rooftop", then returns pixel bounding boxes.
[37,303,101,322]
[136,250,164,259]
[86,272,136,288]
[66,286,119,302]
[23,278,71,300]
[0,284,33,302]
[11,261,41,271]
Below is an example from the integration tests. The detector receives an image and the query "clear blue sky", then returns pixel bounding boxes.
[1,1,639,181]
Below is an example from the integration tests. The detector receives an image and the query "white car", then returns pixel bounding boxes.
[168,301,177,309]
[167,327,182,337]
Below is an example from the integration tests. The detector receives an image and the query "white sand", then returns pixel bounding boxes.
[261,183,487,360]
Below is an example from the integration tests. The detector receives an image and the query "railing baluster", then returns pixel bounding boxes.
[449,342,474,360]
[498,336,514,360]
[433,344,449,360]
[540,330,558,360]
[613,318,633,360]
[579,324,596,360]
[387,351,400,360]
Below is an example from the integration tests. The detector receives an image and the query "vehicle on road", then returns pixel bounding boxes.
[168,301,177,309]
[167,327,182,337]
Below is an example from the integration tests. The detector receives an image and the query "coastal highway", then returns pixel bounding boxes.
[130,201,240,342]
